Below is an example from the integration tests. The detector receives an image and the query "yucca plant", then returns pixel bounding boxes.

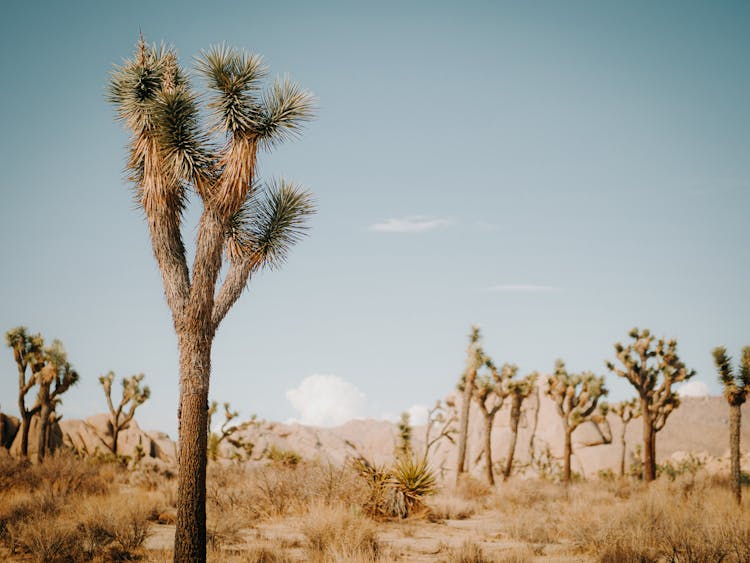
[713,346,750,504]
[108,37,315,561]
[391,455,437,515]
[352,455,436,518]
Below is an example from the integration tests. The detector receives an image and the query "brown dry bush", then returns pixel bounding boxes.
[426,492,478,521]
[301,504,380,562]
[556,478,750,561]
[0,454,152,561]
[439,540,490,563]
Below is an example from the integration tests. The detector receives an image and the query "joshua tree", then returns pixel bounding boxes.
[469,360,516,485]
[713,346,750,504]
[206,401,255,461]
[5,327,43,458]
[34,339,79,461]
[423,400,456,457]
[99,372,151,455]
[545,360,608,483]
[612,399,641,477]
[108,38,315,560]
[606,328,695,482]
[395,412,412,458]
[456,325,483,484]
[503,372,537,481]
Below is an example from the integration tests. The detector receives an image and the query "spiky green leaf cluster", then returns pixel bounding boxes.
[225,179,315,269]
[713,346,750,405]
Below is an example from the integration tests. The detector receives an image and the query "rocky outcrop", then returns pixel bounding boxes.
[1,411,176,464]
[0,413,20,449]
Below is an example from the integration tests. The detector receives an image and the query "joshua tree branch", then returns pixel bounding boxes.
[212,258,255,330]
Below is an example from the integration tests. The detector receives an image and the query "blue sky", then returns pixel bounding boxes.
[1,0,748,435]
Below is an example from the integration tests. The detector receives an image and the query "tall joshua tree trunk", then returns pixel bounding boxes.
[456,376,475,479]
[482,412,494,486]
[456,326,482,485]
[175,338,211,558]
[713,346,749,505]
[641,397,655,482]
[563,425,572,483]
[503,394,522,481]
[619,424,627,477]
[730,402,741,504]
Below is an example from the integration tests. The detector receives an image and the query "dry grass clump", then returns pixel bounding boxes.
[562,478,750,561]
[427,492,478,521]
[439,540,490,563]
[301,504,380,562]
[455,474,492,502]
[206,459,368,522]
[0,452,152,561]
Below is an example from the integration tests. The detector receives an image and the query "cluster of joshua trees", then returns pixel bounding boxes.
[5,326,151,460]
[452,325,746,497]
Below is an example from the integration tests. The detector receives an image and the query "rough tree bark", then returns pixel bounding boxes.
[503,394,522,481]
[730,402,741,504]
[482,413,494,486]
[641,397,655,482]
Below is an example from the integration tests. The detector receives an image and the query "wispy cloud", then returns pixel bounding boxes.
[369,215,452,233]
[485,284,561,292]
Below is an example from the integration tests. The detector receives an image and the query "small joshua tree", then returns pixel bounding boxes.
[503,372,537,481]
[545,360,608,483]
[713,346,750,504]
[607,328,695,482]
[469,359,516,485]
[612,399,641,477]
[207,401,255,461]
[395,411,413,459]
[34,339,79,461]
[99,371,151,455]
[456,325,483,484]
[423,399,456,457]
[5,327,44,458]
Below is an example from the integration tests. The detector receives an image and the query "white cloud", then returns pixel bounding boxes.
[407,404,429,426]
[485,284,560,292]
[286,374,367,427]
[369,215,452,233]
[676,380,711,397]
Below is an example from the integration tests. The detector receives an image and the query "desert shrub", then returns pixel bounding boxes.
[302,504,380,562]
[207,515,244,551]
[29,451,111,497]
[455,474,491,502]
[12,513,82,563]
[0,452,32,491]
[657,453,705,482]
[427,493,477,521]
[236,546,295,562]
[559,478,750,562]
[266,445,302,466]
[439,540,489,563]
[496,546,535,563]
